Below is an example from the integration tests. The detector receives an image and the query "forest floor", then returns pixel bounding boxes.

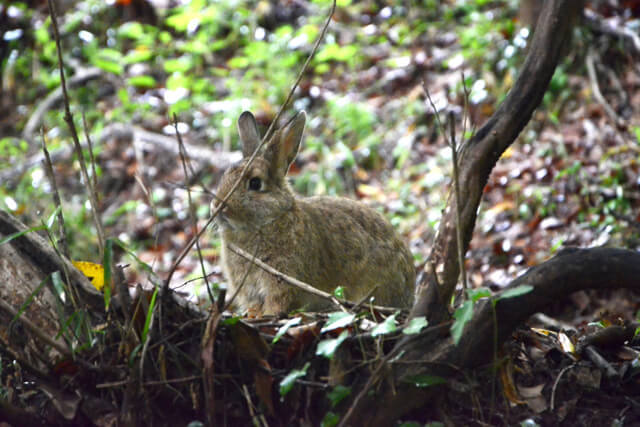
[1,0,640,425]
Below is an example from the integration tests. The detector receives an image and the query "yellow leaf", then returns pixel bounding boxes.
[531,328,555,337]
[72,261,105,291]
[558,332,575,354]
[500,146,514,159]
[486,200,515,215]
[356,184,385,202]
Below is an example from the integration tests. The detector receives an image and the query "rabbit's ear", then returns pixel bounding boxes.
[238,111,261,158]
[267,111,306,177]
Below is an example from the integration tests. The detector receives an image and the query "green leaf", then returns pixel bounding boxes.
[164,56,193,73]
[321,411,340,427]
[371,312,398,337]
[50,271,67,302]
[35,25,50,44]
[45,205,61,229]
[333,286,345,299]
[123,49,153,65]
[316,43,358,63]
[166,73,191,90]
[335,141,355,168]
[468,287,491,302]
[316,330,349,359]
[223,316,240,326]
[168,99,192,115]
[228,56,250,69]
[103,239,113,310]
[272,317,301,344]
[451,300,473,345]
[0,224,45,246]
[141,286,158,343]
[128,75,156,89]
[92,48,124,75]
[118,22,145,39]
[403,316,428,335]
[404,374,447,388]
[497,285,533,301]
[633,126,640,144]
[279,362,310,396]
[327,385,351,407]
[321,312,355,333]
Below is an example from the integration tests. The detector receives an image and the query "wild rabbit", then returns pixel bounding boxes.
[214,111,415,316]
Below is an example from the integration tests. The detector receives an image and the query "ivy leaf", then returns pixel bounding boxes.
[316,330,349,359]
[321,312,355,333]
[321,411,340,427]
[272,317,301,344]
[451,300,474,345]
[468,287,491,302]
[403,316,428,335]
[279,362,310,397]
[327,385,351,407]
[371,312,399,337]
[497,285,533,301]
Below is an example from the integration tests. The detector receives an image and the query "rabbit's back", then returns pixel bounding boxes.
[296,196,415,307]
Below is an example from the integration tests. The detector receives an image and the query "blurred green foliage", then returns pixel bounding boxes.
[1,0,637,283]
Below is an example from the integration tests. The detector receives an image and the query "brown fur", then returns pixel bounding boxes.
[213,111,415,315]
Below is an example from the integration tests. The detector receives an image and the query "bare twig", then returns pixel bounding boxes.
[163,0,337,289]
[338,340,406,427]
[173,114,213,301]
[201,303,222,426]
[422,80,447,138]
[82,112,99,191]
[584,8,640,55]
[448,111,467,291]
[222,237,263,313]
[585,47,626,128]
[583,345,618,379]
[460,71,475,143]
[47,0,105,258]
[242,384,268,427]
[423,81,469,294]
[550,364,575,411]
[0,298,72,358]
[226,242,348,312]
[41,130,69,259]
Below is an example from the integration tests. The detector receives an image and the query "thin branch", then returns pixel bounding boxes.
[0,298,72,358]
[41,130,69,259]
[338,337,407,427]
[222,237,264,313]
[584,8,640,55]
[173,114,213,302]
[550,364,575,411]
[448,111,467,291]
[47,0,105,258]
[226,242,348,312]
[82,112,99,191]
[585,47,626,128]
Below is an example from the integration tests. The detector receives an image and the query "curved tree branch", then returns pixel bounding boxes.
[452,247,640,367]
[412,0,584,323]
[356,247,640,425]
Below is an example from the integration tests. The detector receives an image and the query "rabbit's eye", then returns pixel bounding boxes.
[248,177,262,191]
